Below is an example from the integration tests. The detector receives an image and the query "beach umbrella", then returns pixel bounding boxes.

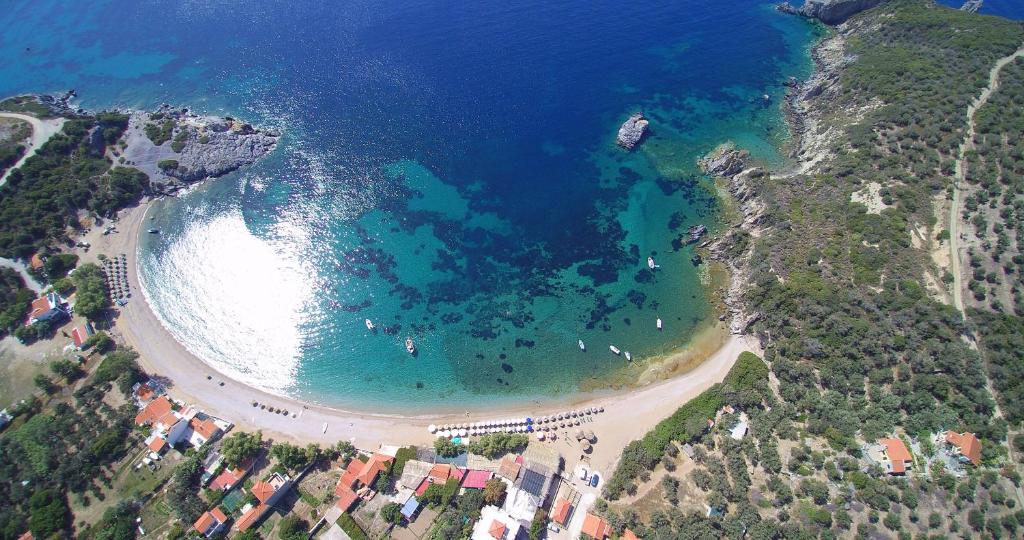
[598,406,605,413]
[575,430,584,440]
[428,424,437,433]
[581,440,592,452]
[537,432,545,440]
[460,429,468,437]
[526,417,533,424]
[585,408,592,415]
[585,429,596,441]
[575,419,581,426]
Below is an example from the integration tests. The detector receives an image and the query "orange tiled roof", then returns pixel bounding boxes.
[335,485,359,512]
[155,410,180,430]
[358,453,394,486]
[147,437,167,453]
[29,254,44,270]
[193,511,216,534]
[235,503,270,532]
[17,532,33,540]
[135,384,155,403]
[489,520,507,539]
[498,455,521,481]
[946,431,982,465]
[27,297,51,320]
[189,418,221,440]
[551,498,572,525]
[623,529,640,540]
[880,438,912,474]
[135,396,173,426]
[581,513,612,540]
[210,507,227,523]
[251,481,275,503]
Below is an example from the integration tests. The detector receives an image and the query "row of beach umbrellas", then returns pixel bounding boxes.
[427,406,605,438]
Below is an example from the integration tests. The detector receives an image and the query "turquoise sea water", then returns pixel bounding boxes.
[1,1,826,411]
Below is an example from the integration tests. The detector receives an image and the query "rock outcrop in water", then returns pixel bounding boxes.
[698,142,748,177]
[778,0,883,25]
[121,106,280,194]
[616,112,649,150]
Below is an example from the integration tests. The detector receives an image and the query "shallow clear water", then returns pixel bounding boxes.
[1,0,827,411]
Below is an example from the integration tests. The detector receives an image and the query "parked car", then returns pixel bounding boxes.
[589,473,600,487]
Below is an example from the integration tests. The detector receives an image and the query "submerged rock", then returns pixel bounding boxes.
[616,112,649,150]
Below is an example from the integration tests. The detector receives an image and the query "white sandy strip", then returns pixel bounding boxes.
[84,200,759,473]
[0,112,66,187]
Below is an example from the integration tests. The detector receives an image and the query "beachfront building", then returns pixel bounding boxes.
[943,431,982,466]
[867,438,913,476]
[471,505,526,540]
[135,395,228,450]
[581,513,613,540]
[415,463,465,496]
[25,292,67,326]
[209,458,254,491]
[462,469,494,490]
[235,473,293,532]
[399,459,435,491]
[192,508,229,537]
[334,453,395,512]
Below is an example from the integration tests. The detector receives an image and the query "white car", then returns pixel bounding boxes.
[577,466,588,480]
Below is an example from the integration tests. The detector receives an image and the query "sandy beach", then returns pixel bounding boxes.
[80,199,760,475]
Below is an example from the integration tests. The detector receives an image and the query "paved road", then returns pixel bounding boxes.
[0,257,43,293]
[0,111,66,187]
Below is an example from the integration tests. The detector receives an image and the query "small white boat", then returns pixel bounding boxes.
[647,256,655,269]
[405,337,416,354]
[609,345,621,355]
[578,339,585,351]
[656,318,663,330]
[625,351,632,362]
[147,228,160,234]
[365,319,375,331]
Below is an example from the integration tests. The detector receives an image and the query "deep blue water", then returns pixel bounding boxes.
[0,0,829,411]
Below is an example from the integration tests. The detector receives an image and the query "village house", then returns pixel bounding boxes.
[869,438,913,475]
[70,321,94,349]
[472,505,526,540]
[943,431,982,466]
[235,472,293,532]
[209,457,255,491]
[334,453,394,512]
[550,497,573,527]
[192,508,228,537]
[25,292,67,326]
[581,513,613,540]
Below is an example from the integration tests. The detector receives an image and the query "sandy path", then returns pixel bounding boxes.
[0,257,44,293]
[950,46,1024,315]
[81,199,759,473]
[0,112,66,187]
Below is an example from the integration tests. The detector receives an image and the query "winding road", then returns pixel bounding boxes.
[0,112,66,188]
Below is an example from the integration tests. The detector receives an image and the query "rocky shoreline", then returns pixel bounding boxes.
[119,106,280,195]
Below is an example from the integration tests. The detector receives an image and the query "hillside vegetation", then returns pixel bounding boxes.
[599,2,1024,538]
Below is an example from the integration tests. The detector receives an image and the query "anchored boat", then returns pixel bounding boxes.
[405,337,416,354]
[624,351,632,362]
[609,345,621,355]
[365,319,375,331]
[647,256,656,269]
[656,318,663,330]
[578,339,585,351]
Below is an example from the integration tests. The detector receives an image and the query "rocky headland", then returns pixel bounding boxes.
[616,112,649,150]
[119,106,280,195]
[777,0,883,25]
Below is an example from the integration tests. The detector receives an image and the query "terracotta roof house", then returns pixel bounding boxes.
[235,503,270,532]
[135,396,174,426]
[193,508,228,537]
[187,417,222,447]
[622,529,640,540]
[358,453,394,486]
[945,431,982,466]
[235,473,292,532]
[488,520,508,540]
[29,254,44,270]
[581,513,612,540]
[251,481,275,503]
[25,292,66,326]
[70,322,95,348]
[551,498,572,526]
[498,455,522,481]
[879,438,913,475]
[335,485,359,512]
[337,457,363,490]
[134,384,155,404]
[146,436,168,454]
[17,531,33,540]
[209,459,254,491]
